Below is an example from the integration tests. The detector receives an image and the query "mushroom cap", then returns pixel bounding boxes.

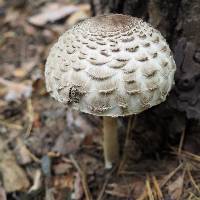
[45,14,176,117]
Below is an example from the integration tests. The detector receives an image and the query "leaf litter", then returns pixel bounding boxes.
[0,0,200,200]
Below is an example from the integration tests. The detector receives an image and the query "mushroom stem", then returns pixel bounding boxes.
[103,116,119,169]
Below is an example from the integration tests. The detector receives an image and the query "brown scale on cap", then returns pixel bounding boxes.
[125,82,141,95]
[123,73,137,84]
[88,96,112,114]
[98,80,117,95]
[107,60,127,69]
[126,46,139,52]
[86,67,115,80]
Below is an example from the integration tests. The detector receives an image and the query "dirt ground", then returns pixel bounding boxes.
[0,1,200,200]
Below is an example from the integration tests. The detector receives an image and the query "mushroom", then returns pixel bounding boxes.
[45,14,176,169]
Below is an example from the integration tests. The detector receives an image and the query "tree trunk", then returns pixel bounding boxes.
[89,0,200,156]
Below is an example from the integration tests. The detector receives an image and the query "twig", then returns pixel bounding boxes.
[188,192,200,200]
[0,119,23,130]
[25,98,34,137]
[177,167,187,200]
[17,138,41,163]
[97,176,109,200]
[187,165,200,194]
[137,163,183,200]
[97,167,115,200]
[171,148,200,163]
[178,128,186,156]
[160,163,183,187]
[118,115,135,174]
[70,155,93,200]
[28,169,42,192]
[146,176,154,200]
[152,176,164,200]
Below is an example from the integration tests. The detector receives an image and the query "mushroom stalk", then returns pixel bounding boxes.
[103,116,119,169]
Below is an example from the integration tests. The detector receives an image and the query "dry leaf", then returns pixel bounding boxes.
[0,63,15,77]
[15,138,32,165]
[28,3,79,26]
[67,10,90,27]
[33,112,42,128]
[13,60,37,78]
[71,173,83,200]
[53,175,74,190]
[0,78,32,101]
[4,8,20,24]
[0,139,30,192]
[29,170,42,192]
[0,186,6,200]
[13,68,27,78]
[168,175,184,200]
[53,162,72,175]
[45,188,56,200]
[53,133,85,155]
[77,4,91,14]
[67,110,100,135]
[106,183,132,198]
[106,180,145,199]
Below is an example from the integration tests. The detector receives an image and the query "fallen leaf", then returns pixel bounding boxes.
[15,138,32,165]
[53,132,85,155]
[4,8,20,24]
[168,175,184,200]
[0,138,30,192]
[13,60,37,78]
[0,78,32,101]
[67,110,100,135]
[71,173,83,200]
[0,186,6,200]
[67,10,90,27]
[13,68,27,78]
[32,78,46,96]
[28,3,79,26]
[24,23,37,36]
[29,170,42,192]
[0,63,15,77]
[106,180,145,199]
[53,175,74,190]
[53,162,72,175]
[77,4,91,14]
[45,188,56,200]
[0,0,4,7]
[106,183,132,198]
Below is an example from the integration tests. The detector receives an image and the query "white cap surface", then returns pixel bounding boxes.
[45,14,176,117]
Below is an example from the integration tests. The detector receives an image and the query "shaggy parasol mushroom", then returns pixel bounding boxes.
[45,14,176,169]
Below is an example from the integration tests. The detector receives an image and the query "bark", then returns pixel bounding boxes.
[89,0,200,156]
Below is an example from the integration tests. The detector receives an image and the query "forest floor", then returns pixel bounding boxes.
[0,0,200,200]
